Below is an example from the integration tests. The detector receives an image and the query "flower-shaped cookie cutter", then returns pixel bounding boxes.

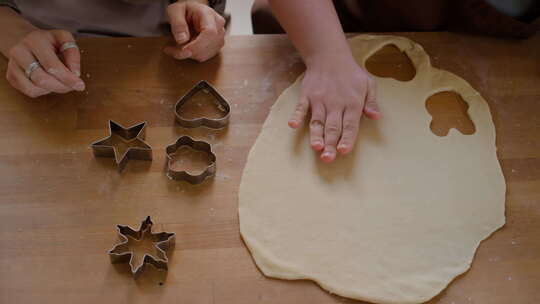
[108,216,175,278]
[165,136,216,184]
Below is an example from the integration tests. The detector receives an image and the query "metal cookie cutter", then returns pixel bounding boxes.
[91,120,152,172]
[175,80,231,129]
[166,136,216,184]
[109,216,175,278]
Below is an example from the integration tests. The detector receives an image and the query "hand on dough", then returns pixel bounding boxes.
[288,59,381,162]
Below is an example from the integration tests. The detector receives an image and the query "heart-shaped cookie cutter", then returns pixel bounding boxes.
[174,80,231,129]
[165,136,217,184]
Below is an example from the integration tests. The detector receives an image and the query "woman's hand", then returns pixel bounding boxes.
[288,57,381,163]
[164,1,226,62]
[5,29,85,98]
[5,28,85,98]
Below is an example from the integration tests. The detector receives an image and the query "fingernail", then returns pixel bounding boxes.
[183,50,192,57]
[367,106,381,114]
[321,152,334,162]
[176,32,188,43]
[338,144,347,152]
[177,49,192,59]
[74,70,81,77]
[73,82,85,91]
[312,141,323,149]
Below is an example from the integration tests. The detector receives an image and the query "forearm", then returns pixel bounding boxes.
[0,7,38,57]
[268,0,354,68]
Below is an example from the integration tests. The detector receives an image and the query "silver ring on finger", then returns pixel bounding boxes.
[60,41,78,52]
[25,61,42,79]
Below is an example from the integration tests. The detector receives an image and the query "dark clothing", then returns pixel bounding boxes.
[252,0,540,38]
[333,0,539,38]
[0,0,226,37]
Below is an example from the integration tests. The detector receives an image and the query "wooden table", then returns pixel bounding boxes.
[0,33,538,304]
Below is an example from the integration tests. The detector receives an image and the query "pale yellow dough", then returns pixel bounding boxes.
[239,35,506,304]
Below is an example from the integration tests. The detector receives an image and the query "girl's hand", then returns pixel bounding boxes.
[164,1,226,62]
[289,57,381,163]
[6,29,85,98]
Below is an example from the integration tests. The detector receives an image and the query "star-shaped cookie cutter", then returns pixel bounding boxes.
[165,136,217,184]
[91,120,152,172]
[108,216,175,278]
[175,80,231,129]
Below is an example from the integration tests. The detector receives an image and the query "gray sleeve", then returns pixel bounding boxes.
[208,0,226,16]
[0,0,19,12]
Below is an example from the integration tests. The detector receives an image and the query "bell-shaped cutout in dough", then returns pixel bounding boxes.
[365,44,416,81]
[426,91,476,136]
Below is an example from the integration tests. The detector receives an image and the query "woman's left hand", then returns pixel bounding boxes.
[164,1,226,62]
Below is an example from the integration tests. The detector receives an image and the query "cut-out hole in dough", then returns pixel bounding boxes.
[365,44,416,81]
[426,91,476,136]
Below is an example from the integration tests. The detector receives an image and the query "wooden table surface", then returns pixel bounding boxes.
[0,33,538,304]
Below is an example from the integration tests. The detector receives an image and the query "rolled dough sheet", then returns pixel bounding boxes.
[239,35,506,304]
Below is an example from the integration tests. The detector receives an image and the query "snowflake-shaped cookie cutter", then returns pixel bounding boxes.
[108,216,175,278]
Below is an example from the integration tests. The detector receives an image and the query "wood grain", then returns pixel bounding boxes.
[0,33,538,304]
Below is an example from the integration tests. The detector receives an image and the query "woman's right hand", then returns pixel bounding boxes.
[6,29,85,98]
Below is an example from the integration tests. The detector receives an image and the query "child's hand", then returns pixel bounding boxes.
[164,1,226,62]
[5,29,84,98]
[288,58,381,163]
